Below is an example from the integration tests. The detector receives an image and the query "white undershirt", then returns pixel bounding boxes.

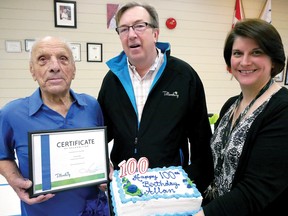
[128,48,164,122]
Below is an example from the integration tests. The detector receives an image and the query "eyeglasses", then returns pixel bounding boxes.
[115,22,155,37]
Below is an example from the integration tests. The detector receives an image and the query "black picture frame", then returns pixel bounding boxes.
[28,127,109,197]
[54,0,77,28]
[285,58,288,85]
[87,43,103,62]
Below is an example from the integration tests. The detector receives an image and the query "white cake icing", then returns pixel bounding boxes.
[110,166,203,216]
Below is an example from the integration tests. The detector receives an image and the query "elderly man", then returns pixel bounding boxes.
[0,36,108,216]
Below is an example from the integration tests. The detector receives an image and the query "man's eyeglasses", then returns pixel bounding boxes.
[115,22,155,37]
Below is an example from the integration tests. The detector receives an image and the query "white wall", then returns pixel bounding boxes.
[0,1,288,214]
[0,174,21,215]
[0,0,287,114]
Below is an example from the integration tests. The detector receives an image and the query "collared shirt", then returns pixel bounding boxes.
[128,48,164,121]
[0,88,106,216]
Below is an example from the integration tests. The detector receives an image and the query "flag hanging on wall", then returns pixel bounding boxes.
[259,0,272,23]
[232,0,245,28]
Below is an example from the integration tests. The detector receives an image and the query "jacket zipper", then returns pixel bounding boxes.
[134,137,138,154]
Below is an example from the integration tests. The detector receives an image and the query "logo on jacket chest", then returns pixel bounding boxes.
[162,91,179,99]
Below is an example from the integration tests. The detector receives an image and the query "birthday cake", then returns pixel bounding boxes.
[110,158,202,216]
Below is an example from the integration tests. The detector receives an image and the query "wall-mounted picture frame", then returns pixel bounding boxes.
[25,39,36,52]
[5,40,21,53]
[69,43,81,62]
[54,0,77,28]
[274,71,283,82]
[87,43,103,62]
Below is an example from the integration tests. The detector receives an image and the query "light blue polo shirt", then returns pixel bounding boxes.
[0,88,108,216]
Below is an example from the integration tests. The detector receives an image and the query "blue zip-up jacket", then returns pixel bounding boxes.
[98,42,213,193]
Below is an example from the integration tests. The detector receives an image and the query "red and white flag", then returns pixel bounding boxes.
[232,0,245,28]
[259,0,272,23]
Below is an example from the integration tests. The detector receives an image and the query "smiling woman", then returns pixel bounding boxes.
[195,18,288,216]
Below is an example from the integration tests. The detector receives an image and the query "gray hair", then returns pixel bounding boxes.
[115,2,159,28]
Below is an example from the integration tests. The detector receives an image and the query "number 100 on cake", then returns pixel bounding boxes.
[110,157,203,216]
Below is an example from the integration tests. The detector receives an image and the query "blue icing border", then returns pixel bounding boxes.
[154,207,202,216]
[110,180,119,216]
[113,166,201,205]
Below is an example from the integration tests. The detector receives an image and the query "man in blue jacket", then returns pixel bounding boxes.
[98,2,213,194]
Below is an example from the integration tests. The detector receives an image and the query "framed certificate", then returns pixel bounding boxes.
[87,43,103,62]
[5,40,21,53]
[28,127,109,197]
[25,39,35,52]
[69,42,81,61]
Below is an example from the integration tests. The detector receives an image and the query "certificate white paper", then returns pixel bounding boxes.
[87,43,102,62]
[69,43,81,61]
[28,127,108,197]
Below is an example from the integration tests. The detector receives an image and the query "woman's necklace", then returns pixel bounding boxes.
[222,79,274,145]
[205,78,274,199]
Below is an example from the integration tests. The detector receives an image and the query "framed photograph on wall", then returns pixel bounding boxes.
[54,0,77,28]
[87,43,103,62]
[69,43,81,62]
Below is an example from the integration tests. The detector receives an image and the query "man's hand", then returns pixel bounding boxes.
[10,176,55,205]
[0,160,55,205]
[99,162,114,192]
